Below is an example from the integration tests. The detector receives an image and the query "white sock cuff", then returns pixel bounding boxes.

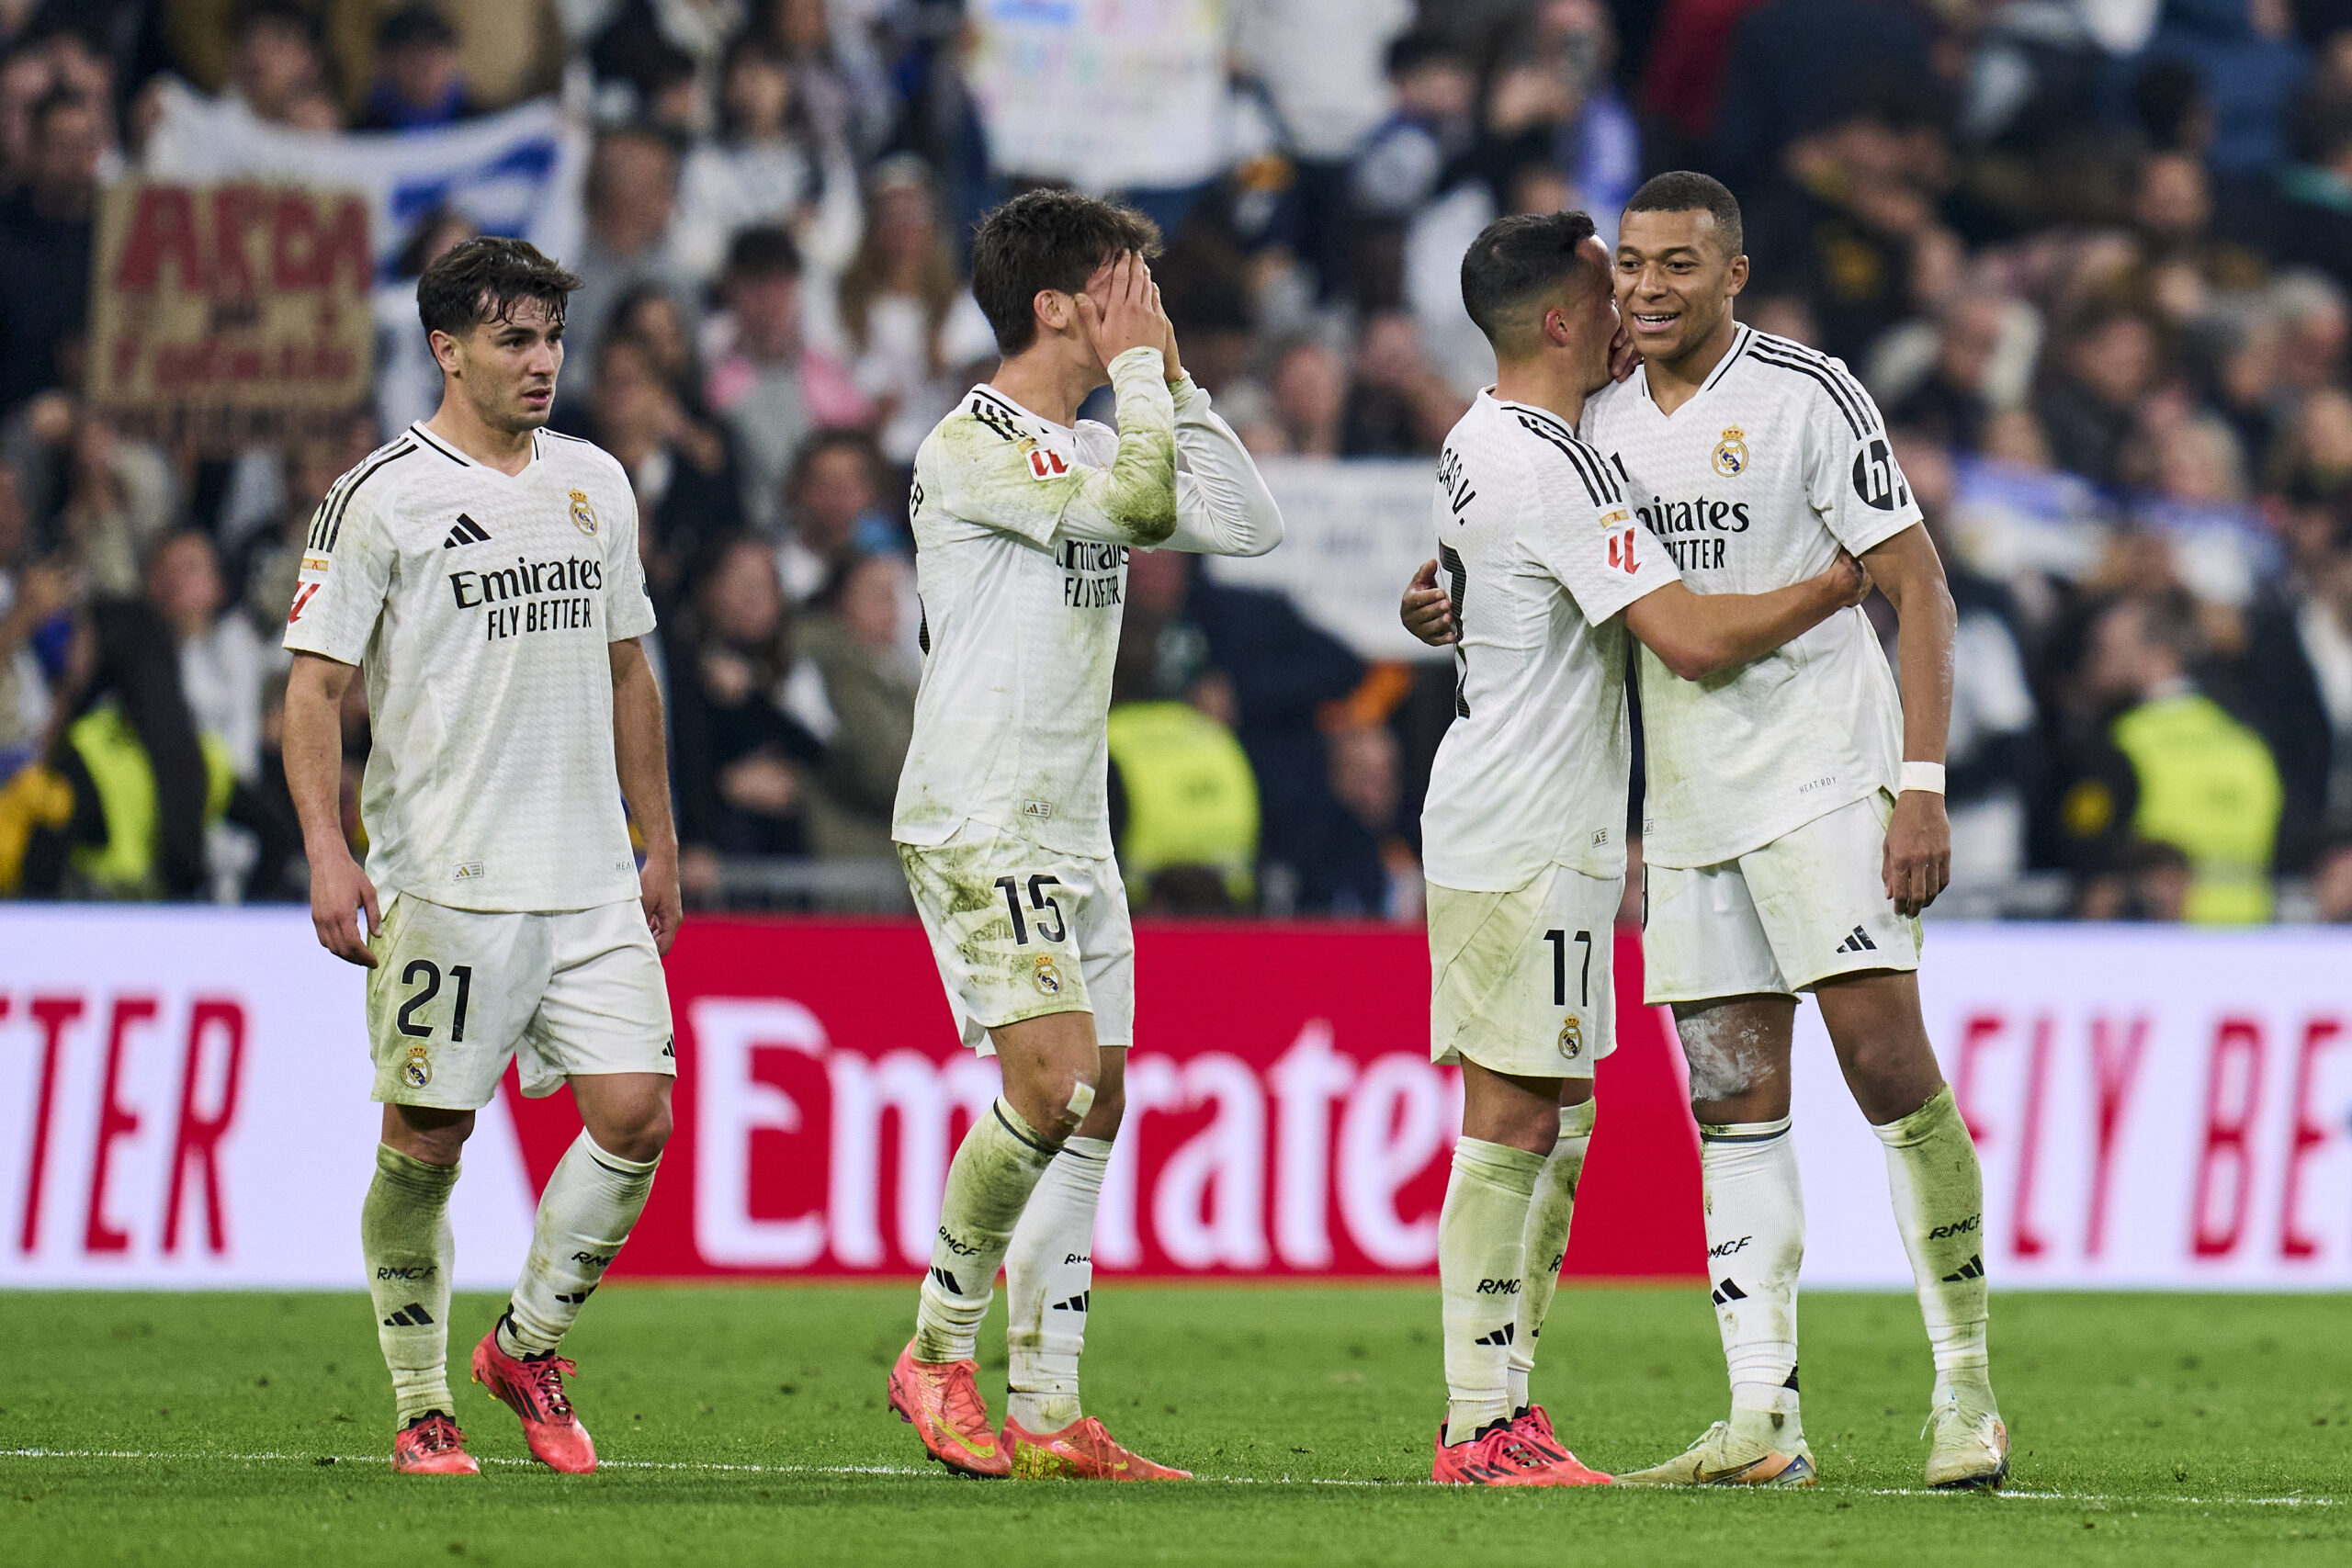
[1559,1098,1597,1140]
[579,1130,661,1178]
[1700,1116,1792,1145]
[1869,1085,1960,1147]
[1059,1134,1114,1164]
[1453,1136,1545,1194]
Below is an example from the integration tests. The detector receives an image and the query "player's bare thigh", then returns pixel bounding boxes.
[985,1010,1127,1143]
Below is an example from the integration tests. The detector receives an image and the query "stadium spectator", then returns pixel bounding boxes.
[0,85,101,417]
[358,6,478,131]
[673,30,863,289]
[0,463,63,773]
[665,534,825,898]
[2312,831,2352,919]
[703,227,865,535]
[775,429,896,605]
[218,2,334,129]
[813,155,995,465]
[144,531,268,785]
[579,331,743,603]
[795,548,914,861]
[565,126,693,372]
[2072,591,2285,922]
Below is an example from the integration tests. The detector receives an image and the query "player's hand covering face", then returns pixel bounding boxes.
[1076,252,1176,379]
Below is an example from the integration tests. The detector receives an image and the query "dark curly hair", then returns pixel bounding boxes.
[416,236,583,340]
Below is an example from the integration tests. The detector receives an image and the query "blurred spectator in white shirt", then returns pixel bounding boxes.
[673,30,864,288]
[145,531,268,784]
[566,125,696,371]
[809,155,994,465]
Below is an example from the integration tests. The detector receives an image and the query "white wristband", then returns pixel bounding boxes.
[1900,761,1947,796]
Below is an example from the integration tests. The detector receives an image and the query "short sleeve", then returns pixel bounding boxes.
[1522,440,1674,627]
[1802,362,1924,555]
[282,479,395,664]
[604,482,658,642]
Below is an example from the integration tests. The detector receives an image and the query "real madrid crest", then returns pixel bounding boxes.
[1558,1014,1584,1060]
[402,1044,433,1089]
[568,488,598,536]
[1713,425,1748,479]
[1032,954,1062,995]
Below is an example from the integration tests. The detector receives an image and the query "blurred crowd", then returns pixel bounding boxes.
[4,0,2352,926]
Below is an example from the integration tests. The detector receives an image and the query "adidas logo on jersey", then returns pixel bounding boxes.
[442,513,491,549]
[1835,926,1878,954]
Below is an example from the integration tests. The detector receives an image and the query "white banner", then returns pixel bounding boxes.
[1795,924,2352,1289]
[1204,457,1438,662]
[0,908,533,1287]
[141,81,587,278]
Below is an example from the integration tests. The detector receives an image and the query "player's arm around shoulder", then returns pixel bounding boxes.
[1623,549,1872,680]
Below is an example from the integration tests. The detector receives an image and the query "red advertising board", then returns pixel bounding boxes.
[499,919,1704,1280]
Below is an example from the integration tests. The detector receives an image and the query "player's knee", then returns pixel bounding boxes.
[1083,1077,1126,1137]
[586,1097,673,1164]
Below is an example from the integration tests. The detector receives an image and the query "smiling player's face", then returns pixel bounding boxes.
[1614,208,1746,364]
[451,295,566,433]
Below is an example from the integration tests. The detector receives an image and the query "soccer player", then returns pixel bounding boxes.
[1417,210,1868,1486]
[283,238,681,1477]
[886,192,1282,1480]
[1408,174,2007,1491]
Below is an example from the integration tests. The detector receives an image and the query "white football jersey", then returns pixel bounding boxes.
[893,346,1283,858]
[283,422,657,912]
[1419,392,1673,893]
[1582,324,1921,867]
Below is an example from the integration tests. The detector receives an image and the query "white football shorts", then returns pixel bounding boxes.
[365,893,674,1110]
[1643,790,1922,1005]
[899,823,1136,1054]
[1427,863,1620,1080]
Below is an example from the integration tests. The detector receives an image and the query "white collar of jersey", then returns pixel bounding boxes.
[409,421,546,474]
[1634,321,1753,410]
[967,383,1075,442]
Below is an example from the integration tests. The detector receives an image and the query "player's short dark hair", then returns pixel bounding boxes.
[1459,209,1602,353]
[416,236,582,339]
[725,224,803,281]
[1624,171,1746,259]
[970,189,1163,356]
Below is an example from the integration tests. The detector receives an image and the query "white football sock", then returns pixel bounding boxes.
[362,1145,458,1425]
[1004,1134,1111,1432]
[498,1132,659,1357]
[1872,1086,1992,1394]
[1439,1137,1544,1440]
[914,1098,1059,1363]
[1508,1097,1595,1413]
[1700,1117,1804,1441]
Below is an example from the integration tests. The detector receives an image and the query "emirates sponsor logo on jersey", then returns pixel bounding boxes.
[1633,494,1752,572]
[1058,538,1125,609]
[447,554,604,642]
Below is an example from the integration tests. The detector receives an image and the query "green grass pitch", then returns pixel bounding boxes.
[3,1284,2347,1565]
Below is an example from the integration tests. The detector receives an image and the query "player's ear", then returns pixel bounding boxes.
[1724,253,1751,299]
[428,328,461,376]
[1035,288,1071,335]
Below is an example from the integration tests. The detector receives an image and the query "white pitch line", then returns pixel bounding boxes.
[0,1450,2338,1507]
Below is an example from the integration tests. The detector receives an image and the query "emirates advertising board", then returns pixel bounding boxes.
[2,908,2348,1292]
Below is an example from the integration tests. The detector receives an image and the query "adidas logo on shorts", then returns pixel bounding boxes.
[1835,925,1878,954]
